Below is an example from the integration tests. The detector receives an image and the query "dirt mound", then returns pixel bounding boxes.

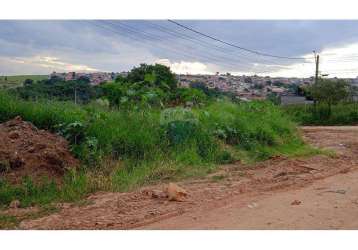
[0,116,78,183]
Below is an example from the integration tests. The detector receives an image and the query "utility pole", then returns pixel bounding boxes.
[74,85,77,104]
[314,51,320,85]
[313,51,320,110]
[73,72,77,105]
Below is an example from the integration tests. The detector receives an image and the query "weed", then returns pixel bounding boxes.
[0,91,315,206]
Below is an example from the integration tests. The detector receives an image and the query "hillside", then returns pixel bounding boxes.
[0,75,48,88]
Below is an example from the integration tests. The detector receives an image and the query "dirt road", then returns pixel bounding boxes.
[141,168,358,229]
[19,126,358,229]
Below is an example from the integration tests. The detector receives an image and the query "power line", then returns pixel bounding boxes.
[144,21,298,67]
[107,21,250,70]
[167,20,313,60]
[114,21,313,76]
[116,22,251,65]
[110,21,301,74]
[86,20,315,77]
[89,20,253,72]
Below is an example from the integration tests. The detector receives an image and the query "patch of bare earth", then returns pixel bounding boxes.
[19,126,358,229]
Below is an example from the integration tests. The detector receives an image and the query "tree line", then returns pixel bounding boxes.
[11,63,237,108]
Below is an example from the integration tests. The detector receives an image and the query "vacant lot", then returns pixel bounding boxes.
[16,126,358,229]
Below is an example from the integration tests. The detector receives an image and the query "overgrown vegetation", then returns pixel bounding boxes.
[0,171,91,208]
[10,75,101,104]
[283,78,358,125]
[284,102,358,125]
[0,64,314,208]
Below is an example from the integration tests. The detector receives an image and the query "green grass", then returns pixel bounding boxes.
[0,171,92,208]
[0,205,59,229]
[283,102,358,125]
[0,75,48,89]
[0,91,316,207]
[0,214,19,229]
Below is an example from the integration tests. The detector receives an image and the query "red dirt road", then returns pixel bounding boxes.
[141,168,358,229]
[19,126,358,229]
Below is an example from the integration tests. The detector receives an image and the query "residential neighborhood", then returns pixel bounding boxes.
[177,73,313,100]
[49,71,125,85]
[48,70,358,103]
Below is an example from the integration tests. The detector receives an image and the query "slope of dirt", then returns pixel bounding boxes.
[0,116,78,184]
[19,126,358,229]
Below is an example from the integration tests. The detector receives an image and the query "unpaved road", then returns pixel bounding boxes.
[18,126,358,229]
[141,168,358,229]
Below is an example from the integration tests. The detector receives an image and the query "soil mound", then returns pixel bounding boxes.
[0,116,79,183]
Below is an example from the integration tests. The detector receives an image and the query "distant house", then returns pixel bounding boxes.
[49,71,114,85]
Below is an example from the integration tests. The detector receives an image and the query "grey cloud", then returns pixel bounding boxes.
[1,20,358,75]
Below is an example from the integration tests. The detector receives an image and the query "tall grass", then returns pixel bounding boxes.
[283,102,358,125]
[0,171,91,208]
[0,91,312,206]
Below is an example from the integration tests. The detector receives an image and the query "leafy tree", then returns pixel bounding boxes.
[308,78,350,115]
[348,84,358,102]
[115,75,127,83]
[126,63,177,91]
[15,77,97,103]
[189,81,224,98]
[100,82,126,107]
[23,79,34,86]
[100,63,179,108]
[177,88,207,105]
[77,75,90,83]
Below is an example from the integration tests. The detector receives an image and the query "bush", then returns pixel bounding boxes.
[283,102,358,125]
[176,88,207,105]
[0,90,309,198]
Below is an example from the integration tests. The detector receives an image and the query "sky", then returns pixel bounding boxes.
[1,20,358,77]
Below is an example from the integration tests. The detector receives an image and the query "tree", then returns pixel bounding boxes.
[126,63,177,91]
[115,75,127,83]
[266,92,281,105]
[15,77,97,103]
[348,84,358,102]
[308,78,350,115]
[177,88,207,105]
[100,82,127,107]
[23,79,34,86]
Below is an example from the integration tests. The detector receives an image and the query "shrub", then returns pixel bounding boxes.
[177,88,207,105]
[283,102,358,125]
[0,90,309,199]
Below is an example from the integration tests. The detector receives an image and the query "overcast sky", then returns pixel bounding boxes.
[1,20,358,77]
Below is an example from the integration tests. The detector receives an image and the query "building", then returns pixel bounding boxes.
[49,71,117,85]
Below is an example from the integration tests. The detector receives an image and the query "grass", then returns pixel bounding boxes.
[0,171,92,208]
[283,102,358,125]
[0,214,19,229]
[0,90,317,208]
[0,205,59,229]
[0,75,48,89]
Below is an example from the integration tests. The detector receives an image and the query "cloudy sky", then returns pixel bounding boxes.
[1,20,358,77]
